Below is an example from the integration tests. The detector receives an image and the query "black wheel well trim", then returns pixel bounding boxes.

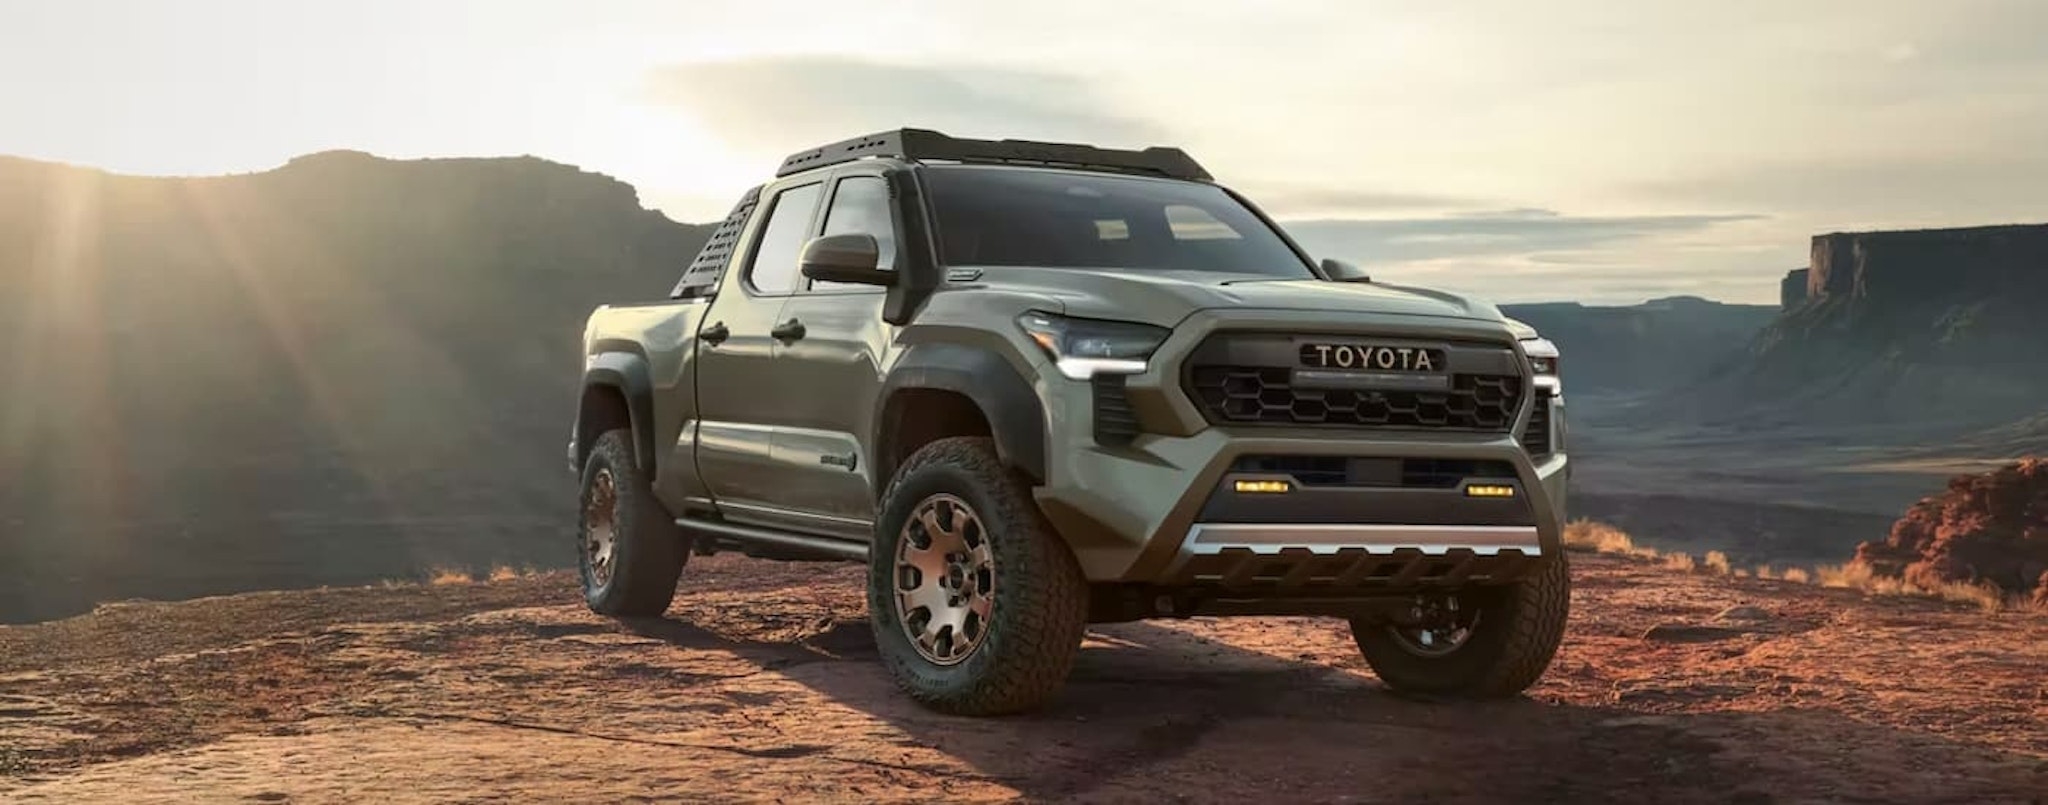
[578,351,657,475]
[875,343,1048,489]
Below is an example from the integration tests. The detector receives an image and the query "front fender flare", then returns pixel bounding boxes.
[877,343,1047,485]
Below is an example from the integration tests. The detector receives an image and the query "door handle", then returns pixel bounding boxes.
[770,318,806,342]
[701,321,730,345]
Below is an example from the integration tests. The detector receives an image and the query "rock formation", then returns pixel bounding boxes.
[1779,268,1809,310]
[1852,458,2048,601]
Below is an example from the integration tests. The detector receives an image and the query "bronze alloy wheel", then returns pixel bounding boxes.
[894,493,997,666]
[584,467,619,587]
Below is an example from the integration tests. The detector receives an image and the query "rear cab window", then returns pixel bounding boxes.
[745,182,825,295]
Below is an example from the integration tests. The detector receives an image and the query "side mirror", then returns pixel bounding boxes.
[1321,258,1370,282]
[800,233,895,286]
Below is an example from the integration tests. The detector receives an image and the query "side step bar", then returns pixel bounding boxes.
[677,516,869,563]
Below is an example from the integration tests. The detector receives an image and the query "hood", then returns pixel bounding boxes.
[967,267,1508,328]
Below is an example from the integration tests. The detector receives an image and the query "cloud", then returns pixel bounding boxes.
[1279,209,1765,263]
[1627,154,2048,226]
[1265,209,1785,305]
[643,56,1165,156]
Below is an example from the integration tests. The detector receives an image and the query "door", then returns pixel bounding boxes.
[692,178,821,514]
[764,171,901,532]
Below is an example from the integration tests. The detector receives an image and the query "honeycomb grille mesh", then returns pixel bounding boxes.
[1188,366,1522,431]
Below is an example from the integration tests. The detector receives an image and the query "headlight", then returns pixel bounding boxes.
[1016,311,1169,380]
[1520,337,1560,381]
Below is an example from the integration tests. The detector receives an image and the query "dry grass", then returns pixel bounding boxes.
[1568,519,2038,614]
[0,746,28,776]
[1814,562,1880,590]
[487,565,532,582]
[387,564,544,588]
[1562,519,1652,556]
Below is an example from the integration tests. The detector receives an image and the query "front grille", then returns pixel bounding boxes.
[1189,366,1523,431]
[1230,456,1517,488]
[1092,374,1139,444]
[1521,396,1553,457]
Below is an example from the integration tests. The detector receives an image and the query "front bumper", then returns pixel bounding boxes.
[1029,307,1569,589]
[1162,523,1542,591]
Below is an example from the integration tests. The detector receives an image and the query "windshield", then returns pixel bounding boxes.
[920,165,1316,278]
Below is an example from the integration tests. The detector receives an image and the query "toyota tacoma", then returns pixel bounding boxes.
[569,128,1571,716]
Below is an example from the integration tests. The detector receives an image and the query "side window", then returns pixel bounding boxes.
[811,175,897,291]
[745,182,824,294]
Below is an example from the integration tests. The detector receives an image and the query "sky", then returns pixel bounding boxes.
[3,0,2045,305]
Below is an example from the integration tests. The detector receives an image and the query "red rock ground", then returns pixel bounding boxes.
[0,551,2043,804]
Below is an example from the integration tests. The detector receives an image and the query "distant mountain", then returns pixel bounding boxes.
[1671,224,2048,435]
[1500,296,1777,394]
[0,152,710,621]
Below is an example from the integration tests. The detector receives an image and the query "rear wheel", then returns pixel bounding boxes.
[868,437,1088,716]
[578,428,687,617]
[1349,553,1570,697]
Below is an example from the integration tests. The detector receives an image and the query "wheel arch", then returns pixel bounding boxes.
[875,343,1047,492]
[578,351,658,475]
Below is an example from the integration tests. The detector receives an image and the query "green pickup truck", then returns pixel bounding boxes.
[569,128,1571,716]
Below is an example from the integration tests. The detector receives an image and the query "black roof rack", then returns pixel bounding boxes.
[774,128,1212,182]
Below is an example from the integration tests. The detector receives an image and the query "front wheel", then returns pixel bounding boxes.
[867,437,1089,716]
[1349,552,1570,697]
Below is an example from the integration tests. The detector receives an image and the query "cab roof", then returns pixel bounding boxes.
[774,127,1212,183]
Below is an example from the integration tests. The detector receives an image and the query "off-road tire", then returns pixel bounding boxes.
[868,436,1089,716]
[578,428,687,617]
[1350,552,1570,697]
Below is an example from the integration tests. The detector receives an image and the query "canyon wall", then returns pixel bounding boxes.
[1672,223,2048,433]
[1806,224,2048,306]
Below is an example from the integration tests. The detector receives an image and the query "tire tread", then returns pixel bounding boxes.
[870,436,1087,716]
[1351,552,1570,697]
[580,429,686,617]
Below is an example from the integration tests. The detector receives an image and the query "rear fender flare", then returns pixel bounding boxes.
[578,352,657,475]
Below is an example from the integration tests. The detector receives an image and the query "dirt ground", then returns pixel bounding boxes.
[1,551,2043,804]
